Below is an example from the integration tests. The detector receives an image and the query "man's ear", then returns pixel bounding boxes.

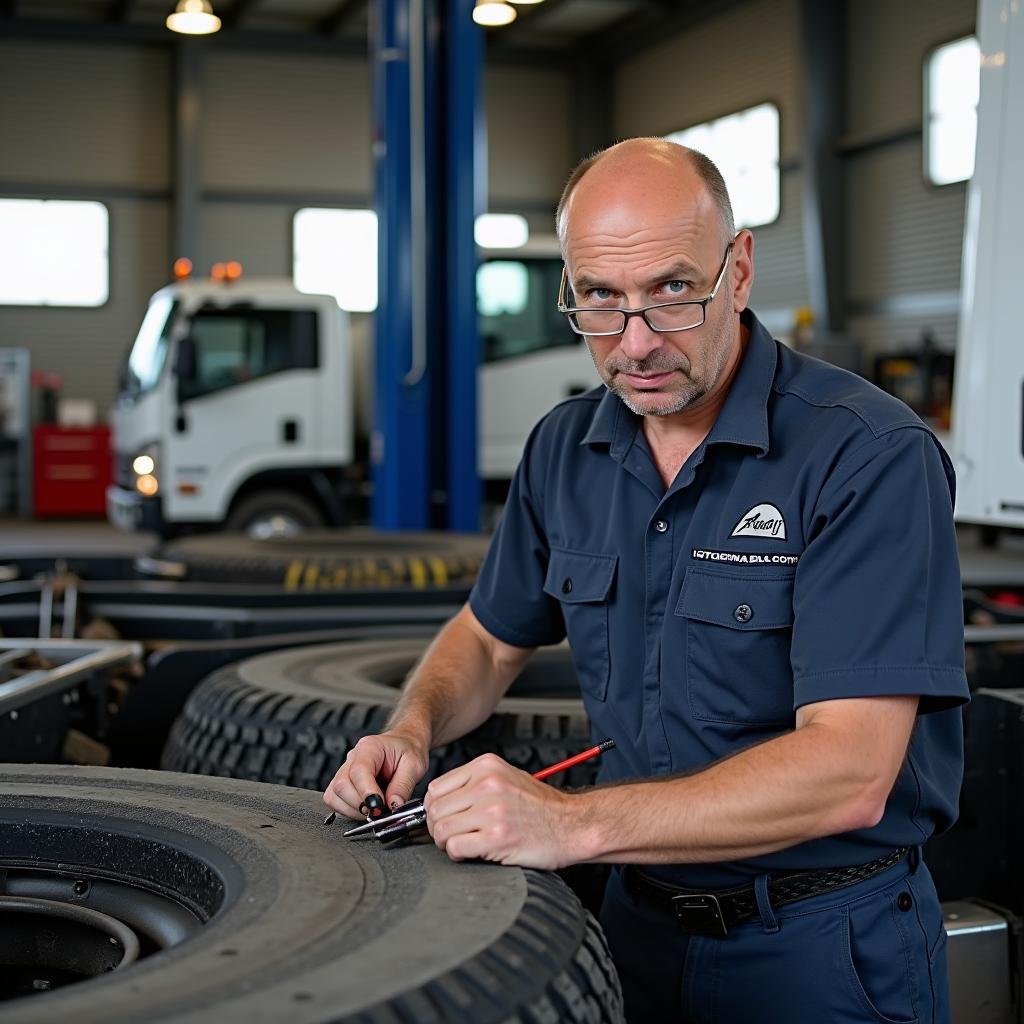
[731,229,755,312]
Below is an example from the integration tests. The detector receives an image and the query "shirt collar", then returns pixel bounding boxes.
[579,308,777,457]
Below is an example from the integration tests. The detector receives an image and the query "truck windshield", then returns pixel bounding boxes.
[478,258,577,364]
[124,295,176,395]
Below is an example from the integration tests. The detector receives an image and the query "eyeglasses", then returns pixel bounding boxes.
[557,243,735,337]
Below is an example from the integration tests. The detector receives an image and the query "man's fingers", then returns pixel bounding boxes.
[347,758,385,810]
[425,761,474,802]
[428,807,481,854]
[323,767,365,820]
[384,754,424,810]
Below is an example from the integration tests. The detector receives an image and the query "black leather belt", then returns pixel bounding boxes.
[623,847,910,937]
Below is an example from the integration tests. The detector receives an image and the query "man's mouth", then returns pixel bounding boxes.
[620,370,675,389]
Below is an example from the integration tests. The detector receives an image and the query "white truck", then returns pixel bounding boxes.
[107,253,596,538]
[950,0,1024,536]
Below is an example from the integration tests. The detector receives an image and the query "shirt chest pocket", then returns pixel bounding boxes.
[675,569,795,726]
[543,547,616,702]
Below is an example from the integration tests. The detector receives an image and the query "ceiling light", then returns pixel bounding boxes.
[507,0,545,4]
[473,0,517,26]
[166,0,222,35]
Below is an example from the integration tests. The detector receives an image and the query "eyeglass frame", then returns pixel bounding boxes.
[556,241,736,337]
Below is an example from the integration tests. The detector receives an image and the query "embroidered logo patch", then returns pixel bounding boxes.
[730,503,787,540]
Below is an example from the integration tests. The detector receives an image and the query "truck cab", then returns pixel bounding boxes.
[108,254,597,537]
[108,272,354,538]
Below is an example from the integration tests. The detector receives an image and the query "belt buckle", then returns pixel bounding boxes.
[671,893,728,937]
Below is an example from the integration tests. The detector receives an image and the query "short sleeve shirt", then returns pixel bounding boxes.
[470,309,969,887]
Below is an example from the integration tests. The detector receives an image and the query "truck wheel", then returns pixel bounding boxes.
[147,529,490,588]
[225,489,326,539]
[161,638,595,793]
[0,764,623,1023]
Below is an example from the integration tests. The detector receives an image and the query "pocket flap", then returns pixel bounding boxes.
[676,569,794,630]
[543,547,617,604]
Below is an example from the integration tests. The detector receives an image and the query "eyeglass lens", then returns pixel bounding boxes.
[570,303,705,335]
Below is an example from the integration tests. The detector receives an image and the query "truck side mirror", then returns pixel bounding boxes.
[174,336,197,403]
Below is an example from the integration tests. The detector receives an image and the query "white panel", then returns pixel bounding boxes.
[203,52,371,193]
[0,41,171,189]
[485,67,573,205]
[613,0,802,161]
[0,200,171,411]
[846,0,976,139]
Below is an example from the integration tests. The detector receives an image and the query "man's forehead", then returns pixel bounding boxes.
[564,170,717,251]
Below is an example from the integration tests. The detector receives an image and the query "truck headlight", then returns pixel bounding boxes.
[132,445,160,496]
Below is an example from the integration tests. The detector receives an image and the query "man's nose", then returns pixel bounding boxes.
[618,313,663,362]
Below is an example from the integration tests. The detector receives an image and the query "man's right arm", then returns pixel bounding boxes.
[323,603,535,818]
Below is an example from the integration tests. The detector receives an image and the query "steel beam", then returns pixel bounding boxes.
[172,41,203,267]
[316,0,366,36]
[0,17,367,55]
[569,48,613,162]
[220,0,263,30]
[798,0,846,331]
[583,0,749,65]
[105,0,134,21]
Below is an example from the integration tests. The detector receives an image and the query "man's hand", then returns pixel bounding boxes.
[323,731,430,819]
[423,754,575,870]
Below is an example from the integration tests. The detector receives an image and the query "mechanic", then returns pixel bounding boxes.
[325,138,969,1023]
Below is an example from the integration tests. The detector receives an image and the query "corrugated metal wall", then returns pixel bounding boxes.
[0,41,172,409]
[0,43,573,411]
[845,0,976,357]
[0,0,985,413]
[612,0,807,326]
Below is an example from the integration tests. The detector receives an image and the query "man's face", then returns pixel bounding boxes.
[563,165,741,418]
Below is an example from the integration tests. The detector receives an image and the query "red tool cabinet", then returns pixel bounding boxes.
[32,425,112,518]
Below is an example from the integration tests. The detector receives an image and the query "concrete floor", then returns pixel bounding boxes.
[0,518,158,559]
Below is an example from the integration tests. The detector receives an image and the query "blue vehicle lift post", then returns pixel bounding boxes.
[372,0,483,531]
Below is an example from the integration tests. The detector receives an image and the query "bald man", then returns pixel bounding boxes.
[325,139,967,1023]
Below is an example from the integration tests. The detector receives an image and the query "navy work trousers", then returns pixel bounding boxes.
[599,852,950,1024]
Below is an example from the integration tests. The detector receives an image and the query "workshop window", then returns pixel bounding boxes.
[479,258,578,364]
[294,208,378,313]
[925,36,980,186]
[665,103,780,229]
[0,199,108,307]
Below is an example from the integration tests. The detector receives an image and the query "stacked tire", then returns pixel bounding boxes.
[146,530,491,589]
[162,639,596,794]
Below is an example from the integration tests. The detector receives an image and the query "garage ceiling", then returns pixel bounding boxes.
[1,0,749,64]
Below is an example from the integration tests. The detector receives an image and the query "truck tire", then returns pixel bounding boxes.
[148,529,490,588]
[225,489,326,539]
[0,765,623,1023]
[161,638,594,794]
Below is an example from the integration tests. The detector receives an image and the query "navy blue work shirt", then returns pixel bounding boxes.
[469,309,969,887]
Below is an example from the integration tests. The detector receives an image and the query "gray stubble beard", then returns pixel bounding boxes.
[586,311,735,418]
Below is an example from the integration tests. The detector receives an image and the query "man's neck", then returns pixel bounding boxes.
[641,322,750,487]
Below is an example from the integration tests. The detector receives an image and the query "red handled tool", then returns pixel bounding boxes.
[326,738,615,844]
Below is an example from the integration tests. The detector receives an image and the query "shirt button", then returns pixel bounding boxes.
[734,603,753,623]
[562,578,573,594]
[654,520,669,533]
